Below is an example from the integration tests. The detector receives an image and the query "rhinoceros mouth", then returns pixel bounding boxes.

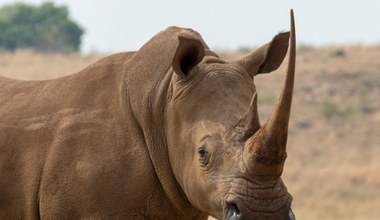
[224,203,241,220]
[223,192,294,220]
[224,203,296,220]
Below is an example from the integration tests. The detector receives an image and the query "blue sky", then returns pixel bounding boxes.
[1,0,380,53]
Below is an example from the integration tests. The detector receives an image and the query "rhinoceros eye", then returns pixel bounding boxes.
[198,146,208,164]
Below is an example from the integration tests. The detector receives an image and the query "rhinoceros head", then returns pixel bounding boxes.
[165,11,296,220]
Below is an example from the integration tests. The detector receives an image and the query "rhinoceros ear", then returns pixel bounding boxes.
[235,32,290,76]
[172,35,205,77]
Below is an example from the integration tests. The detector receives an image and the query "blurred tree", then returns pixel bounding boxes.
[0,2,84,53]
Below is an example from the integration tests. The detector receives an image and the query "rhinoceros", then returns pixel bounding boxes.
[0,10,296,220]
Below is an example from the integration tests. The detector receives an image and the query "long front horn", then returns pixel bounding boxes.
[243,10,296,176]
[266,9,296,145]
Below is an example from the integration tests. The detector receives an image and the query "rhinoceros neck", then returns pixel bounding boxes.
[124,28,206,219]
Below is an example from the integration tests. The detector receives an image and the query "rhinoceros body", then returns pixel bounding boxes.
[0,12,297,220]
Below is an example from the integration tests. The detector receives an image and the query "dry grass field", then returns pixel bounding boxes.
[1,46,379,220]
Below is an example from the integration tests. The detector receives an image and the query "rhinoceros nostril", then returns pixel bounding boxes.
[225,203,241,220]
[289,209,296,220]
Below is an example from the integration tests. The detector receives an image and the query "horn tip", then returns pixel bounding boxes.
[290,10,295,33]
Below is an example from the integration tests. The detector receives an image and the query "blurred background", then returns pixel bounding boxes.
[0,1,379,219]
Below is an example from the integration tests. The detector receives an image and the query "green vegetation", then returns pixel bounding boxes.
[297,43,315,53]
[0,2,84,52]
[320,100,354,118]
